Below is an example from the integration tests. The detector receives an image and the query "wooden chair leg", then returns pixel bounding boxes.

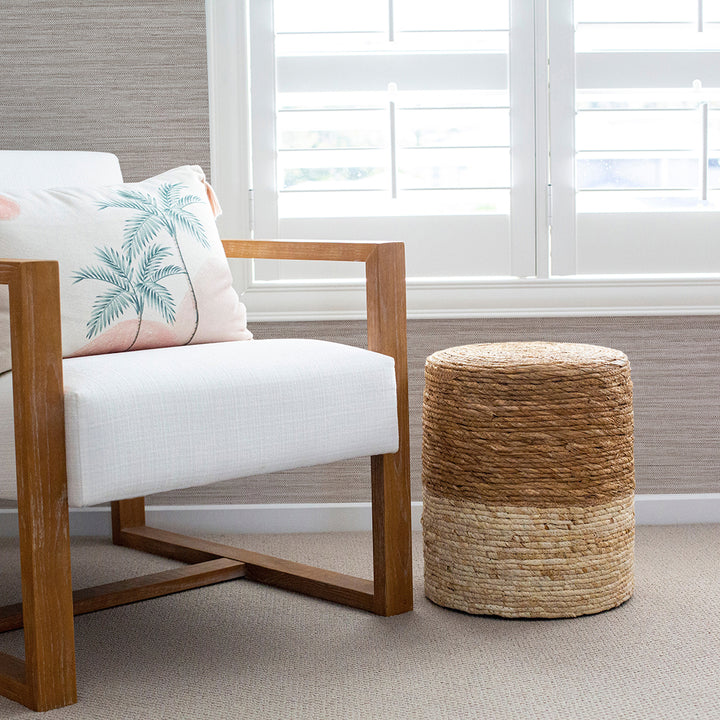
[112,497,146,545]
[2,260,77,710]
[16,494,77,711]
[0,450,410,708]
[366,241,413,615]
[371,453,413,616]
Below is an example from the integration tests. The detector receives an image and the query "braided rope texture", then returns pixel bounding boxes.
[422,342,635,618]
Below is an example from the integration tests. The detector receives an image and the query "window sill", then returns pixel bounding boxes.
[234,272,720,321]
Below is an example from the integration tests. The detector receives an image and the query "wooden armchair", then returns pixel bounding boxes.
[0,152,411,711]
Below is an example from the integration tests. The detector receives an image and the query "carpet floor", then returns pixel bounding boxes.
[0,525,718,719]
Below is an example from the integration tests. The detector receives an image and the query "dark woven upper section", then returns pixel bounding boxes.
[422,342,634,508]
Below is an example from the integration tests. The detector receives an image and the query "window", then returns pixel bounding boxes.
[249,0,534,283]
[552,0,720,275]
[206,0,720,318]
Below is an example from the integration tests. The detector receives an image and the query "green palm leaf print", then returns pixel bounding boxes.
[75,179,211,349]
[85,286,137,340]
[83,183,210,344]
[74,242,183,349]
[122,212,165,261]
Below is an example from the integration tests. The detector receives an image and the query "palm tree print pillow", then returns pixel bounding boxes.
[0,165,252,373]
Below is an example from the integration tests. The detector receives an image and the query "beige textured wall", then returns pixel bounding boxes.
[151,315,720,505]
[0,1,210,181]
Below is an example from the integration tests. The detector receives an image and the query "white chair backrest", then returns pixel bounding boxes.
[0,151,123,190]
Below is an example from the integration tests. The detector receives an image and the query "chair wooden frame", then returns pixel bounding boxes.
[0,239,411,711]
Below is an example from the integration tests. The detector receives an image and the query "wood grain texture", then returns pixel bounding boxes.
[0,1,210,181]
[366,244,413,615]
[0,559,246,633]
[5,260,76,710]
[223,238,379,263]
[119,526,376,612]
[111,498,146,545]
[0,263,20,283]
[0,652,28,708]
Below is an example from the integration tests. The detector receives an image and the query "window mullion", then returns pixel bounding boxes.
[388,93,398,199]
[534,0,550,278]
[509,0,539,278]
[249,0,279,241]
[205,0,254,291]
[548,0,577,276]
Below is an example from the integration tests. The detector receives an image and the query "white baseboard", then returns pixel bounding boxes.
[632,493,720,526]
[0,494,718,538]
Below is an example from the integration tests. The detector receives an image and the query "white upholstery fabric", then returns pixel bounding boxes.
[0,150,123,189]
[0,339,398,507]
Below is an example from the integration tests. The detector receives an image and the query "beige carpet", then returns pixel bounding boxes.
[0,526,718,719]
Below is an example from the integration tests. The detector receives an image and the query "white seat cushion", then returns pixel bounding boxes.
[0,339,398,507]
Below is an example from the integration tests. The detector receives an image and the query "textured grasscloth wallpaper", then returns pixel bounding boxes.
[151,316,720,504]
[0,1,210,181]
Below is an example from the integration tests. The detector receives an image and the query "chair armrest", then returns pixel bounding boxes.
[222,238,394,263]
[221,238,406,355]
[221,238,409,473]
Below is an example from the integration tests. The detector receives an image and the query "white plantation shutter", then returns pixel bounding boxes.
[551,0,720,274]
[249,0,536,282]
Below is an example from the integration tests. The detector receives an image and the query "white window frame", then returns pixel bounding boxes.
[206,0,720,320]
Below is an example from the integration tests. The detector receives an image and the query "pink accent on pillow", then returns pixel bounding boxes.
[0,196,20,220]
[175,257,250,345]
[71,319,179,357]
[71,258,251,356]
[203,180,222,219]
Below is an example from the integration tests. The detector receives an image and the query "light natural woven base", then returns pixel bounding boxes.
[422,492,635,618]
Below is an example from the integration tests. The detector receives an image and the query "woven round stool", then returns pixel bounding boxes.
[422,341,635,618]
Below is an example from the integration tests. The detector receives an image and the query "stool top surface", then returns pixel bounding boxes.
[426,341,628,372]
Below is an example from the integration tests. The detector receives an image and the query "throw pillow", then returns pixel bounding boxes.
[0,165,252,374]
